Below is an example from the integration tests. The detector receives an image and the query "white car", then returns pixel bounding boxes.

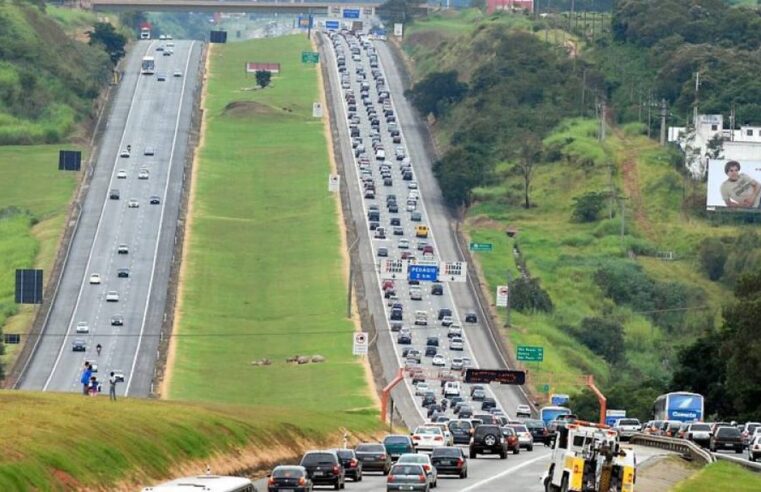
[510,424,534,451]
[127,199,139,208]
[408,181,418,190]
[410,426,446,452]
[448,325,463,338]
[398,238,409,249]
[462,356,473,368]
[89,273,101,284]
[138,169,150,179]
[441,316,454,326]
[173,70,182,78]
[106,291,119,302]
[119,149,130,158]
[116,169,127,179]
[444,381,461,397]
[449,337,464,351]
[117,244,129,254]
[427,423,454,446]
[516,404,532,416]
[397,453,437,487]
[415,382,430,396]
[450,357,464,371]
[409,288,423,301]
[113,370,125,382]
[75,321,89,334]
[432,354,446,367]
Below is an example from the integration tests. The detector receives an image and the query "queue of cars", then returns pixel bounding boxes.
[641,418,761,459]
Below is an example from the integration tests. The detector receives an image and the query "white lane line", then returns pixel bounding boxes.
[459,453,549,492]
[125,41,196,396]
[43,41,156,391]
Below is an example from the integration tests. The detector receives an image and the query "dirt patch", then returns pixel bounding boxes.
[52,469,80,489]
[467,214,505,231]
[635,455,700,492]
[406,30,453,52]
[222,100,278,118]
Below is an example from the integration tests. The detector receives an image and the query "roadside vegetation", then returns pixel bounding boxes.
[671,460,761,492]
[168,35,378,424]
[399,4,761,420]
[0,391,373,491]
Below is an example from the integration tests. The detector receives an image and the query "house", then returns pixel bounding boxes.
[487,0,534,15]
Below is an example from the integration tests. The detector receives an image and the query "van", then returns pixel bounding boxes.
[416,225,429,238]
[414,310,428,326]
[375,149,386,161]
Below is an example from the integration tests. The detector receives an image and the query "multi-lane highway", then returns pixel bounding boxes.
[18,40,203,396]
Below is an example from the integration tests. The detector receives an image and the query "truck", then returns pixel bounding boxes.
[543,421,636,492]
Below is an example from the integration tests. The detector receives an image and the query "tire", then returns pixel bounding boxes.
[433,479,437,488]
[483,434,498,447]
[470,450,477,459]
[460,470,467,479]
[513,447,520,455]
[528,445,534,452]
[357,472,362,482]
[500,451,507,459]
[736,448,743,454]
[334,480,340,490]
[560,474,570,492]
[383,467,389,476]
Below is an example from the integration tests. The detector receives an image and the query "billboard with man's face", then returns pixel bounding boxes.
[706,159,761,211]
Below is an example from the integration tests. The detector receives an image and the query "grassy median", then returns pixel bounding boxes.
[0,145,80,367]
[168,35,376,424]
[671,460,761,491]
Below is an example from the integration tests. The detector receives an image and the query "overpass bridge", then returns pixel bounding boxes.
[89,0,382,15]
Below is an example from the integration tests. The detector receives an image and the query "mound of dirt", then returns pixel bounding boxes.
[222,101,277,118]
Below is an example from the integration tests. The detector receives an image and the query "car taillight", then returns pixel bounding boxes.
[434,436,443,441]
[350,458,358,468]
[379,454,387,460]
[412,435,421,440]
[456,458,464,468]
[267,477,275,486]
[387,475,395,482]
[298,477,306,486]
[419,474,427,482]
[333,465,341,475]
[423,464,431,472]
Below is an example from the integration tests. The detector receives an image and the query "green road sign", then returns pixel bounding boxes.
[542,384,550,393]
[301,51,319,64]
[517,345,544,362]
[469,242,493,252]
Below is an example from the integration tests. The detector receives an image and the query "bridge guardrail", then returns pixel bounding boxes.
[712,450,761,473]
[629,433,714,465]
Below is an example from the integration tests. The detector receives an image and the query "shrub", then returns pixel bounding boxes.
[572,191,607,222]
[698,236,727,281]
[510,276,553,313]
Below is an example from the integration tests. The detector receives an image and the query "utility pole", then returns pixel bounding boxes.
[730,104,736,142]
[600,100,607,141]
[659,98,667,146]
[620,197,627,253]
[580,69,587,116]
[346,236,359,318]
[693,71,701,129]
[506,271,513,327]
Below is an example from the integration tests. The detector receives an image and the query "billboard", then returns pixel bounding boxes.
[706,159,761,211]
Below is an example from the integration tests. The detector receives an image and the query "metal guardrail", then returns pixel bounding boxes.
[629,433,715,465]
[712,450,761,473]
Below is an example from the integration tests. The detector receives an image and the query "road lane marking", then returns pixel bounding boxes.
[459,453,549,492]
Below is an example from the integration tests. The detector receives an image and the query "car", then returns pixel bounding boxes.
[414,311,428,326]
[411,426,446,452]
[383,435,415,460]
[613,418,642,440]
[450,357,464,371]
[267,465,312,491]
[749,435,761,462]
[386,463,427,492]
[471,388,486,401]
[156,44,164,51]
[127,199,139,208]
[397,333,411,345]
[465,312,478,323]
[138,169,150,179]
[430,447,467,478]
[710,426,743,453]
[75,321,89,334]
[173,70,182,77]
[449,337,464,351]
[117,169,127,179]
[117,244,129,254]
[447,326,462,338]
[470,424,507,459]
[299,450,345,489]
[109,189,120,200]
[441,316,453,327]
[481,397,497,411]
[119,149,130,158]
[157,73,166,81]
[355,442,391,475]
[398,238,409,249]
[523,419,551,445]
[431,283,443,295]
[150,196,161,205]
[106,291,119,302]
[113,370,125,382]
[378,247,389,257]
[516,404,532,417]
[89,273,101,284]
[409,288,422,301]
[144,147,155,156]
[72,339,86,352]
[508,424,534,451]
[117,268,130,278]
[500,426,521,454]
[426,336,439,347]
[111,315,124,326]
[684,422,713,448]
[415,382,430,396]
[432,354,446,367]
[397,453,437,487]
[741,422,761,446]
[335,448,363,482]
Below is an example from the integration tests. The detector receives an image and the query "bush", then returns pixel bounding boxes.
[572,191,607,222]
[560,234,594,247]
[698,236,727,281]
[574,317,625,364]
[510,276,553,313]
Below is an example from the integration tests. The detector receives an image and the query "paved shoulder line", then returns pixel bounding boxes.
[459,453,548,492]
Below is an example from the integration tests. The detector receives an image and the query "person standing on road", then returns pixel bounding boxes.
[80,362,92,395]
[109,372,118,401]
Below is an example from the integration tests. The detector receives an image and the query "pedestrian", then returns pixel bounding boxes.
[109,371,118,401]
[81,362,92,395]
[89,376,98,397]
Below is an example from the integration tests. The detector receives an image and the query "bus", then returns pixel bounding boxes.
[141,474,256,492]
[540,405,572,426]
[140,27,151,40]
[141,56,155,75]
[653,391,704,422]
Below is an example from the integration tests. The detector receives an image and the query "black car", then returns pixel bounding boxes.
[111,315,124,326]
[422,392,437,407]
[426,336,439,347]
[481,398,497,411]
[299,450,345,489]
[425,346,437,357]
[710,426,744,453]
[448,420,474,445]
[335,448,363,482]
[427,404,444,418]
[267,465,312,492]
[465,312,478,323]
[389,217,401,226]
[72,339,86,352]
[431,283,443,295]
[109,189,120,200]
[438,308,452,320]
[390,322,403,332]
[524,419,551,445]
[390,308,403,321]
[354,443,391,474]
[117,268,130,278]
[470,424,508,459]
[149,196,161,205]
[397,334,412,344]
[431,446,468,478]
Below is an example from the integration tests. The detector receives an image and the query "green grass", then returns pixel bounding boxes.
[0,392,377,491]
[169,36,375,418]
[46,5,101,33]
[0,145,80,367]
[671,460,761,492]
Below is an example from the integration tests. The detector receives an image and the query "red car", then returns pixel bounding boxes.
[500,426,521,454]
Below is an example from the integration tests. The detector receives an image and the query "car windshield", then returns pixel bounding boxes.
[449,421,472,431]
[476,426,500,436]
[384,436,410,445]
[525,420,545,428]
[717,427,741,437]
[618,419,640,425]
[301,453,335,465]
[432,447,461,457]
[398,454,427,463]
[415,427,440,435]
[335,450,353,459]
[391,464,423,475]
[511,425,528,432]
[691,424,711,431]
[356,444,384,452]
[272,467,304,478]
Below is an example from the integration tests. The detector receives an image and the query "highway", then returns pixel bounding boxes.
[18,40,203,397]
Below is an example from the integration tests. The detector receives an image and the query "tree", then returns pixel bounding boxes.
[377,0,425,25]
[572,191,607,222]
[88,22,127,64]
[509,277,554,313]
[406,71,468,119]
[575,317,625,364]
[513,133,543,209]
[698,237,727,281]
[433,146,490,207]
[255,70,272,88]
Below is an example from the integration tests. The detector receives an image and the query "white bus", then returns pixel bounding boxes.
[141,475,256,492]
[653,391,704,422]
[141,56,155,75]
[140,27,151,40]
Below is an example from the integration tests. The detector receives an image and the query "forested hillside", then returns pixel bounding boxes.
[397,2,761,420]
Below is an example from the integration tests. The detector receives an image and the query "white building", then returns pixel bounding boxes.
[669,114,761,177]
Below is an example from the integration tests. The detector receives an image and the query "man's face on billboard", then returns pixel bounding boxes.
[727,166,740,181]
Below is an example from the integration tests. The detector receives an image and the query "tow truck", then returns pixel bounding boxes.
[543,420,636,492]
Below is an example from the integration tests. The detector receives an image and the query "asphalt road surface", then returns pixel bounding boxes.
[18,40,203,397]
